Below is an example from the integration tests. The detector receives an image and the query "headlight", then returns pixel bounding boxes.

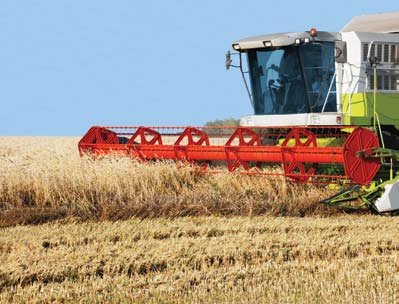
[232,43,240,51]
[263,41,272,47]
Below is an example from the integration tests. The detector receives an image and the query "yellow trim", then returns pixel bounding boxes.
[341,92,399,127]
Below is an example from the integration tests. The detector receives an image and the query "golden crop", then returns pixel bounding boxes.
[0,137,338,226]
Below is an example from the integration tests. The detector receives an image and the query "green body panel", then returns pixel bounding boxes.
[342,92,399,128]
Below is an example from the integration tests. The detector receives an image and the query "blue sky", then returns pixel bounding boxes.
[1,1,398,135]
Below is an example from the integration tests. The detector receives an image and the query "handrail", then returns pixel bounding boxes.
[321,70,337,112]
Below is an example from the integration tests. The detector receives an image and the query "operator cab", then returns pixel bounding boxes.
[230,30,343,126]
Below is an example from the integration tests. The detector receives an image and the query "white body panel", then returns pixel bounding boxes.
[336,32,363,98]
[338,32,399,97]
[240,113,343,127]
[341,12,399,33]
[374,181,399,212]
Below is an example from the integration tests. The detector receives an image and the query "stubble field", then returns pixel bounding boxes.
[0,137,398,303]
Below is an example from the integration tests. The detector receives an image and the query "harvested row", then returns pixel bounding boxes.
[0,216,398,303]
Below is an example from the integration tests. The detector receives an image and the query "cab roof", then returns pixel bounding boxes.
[232,31,341,51]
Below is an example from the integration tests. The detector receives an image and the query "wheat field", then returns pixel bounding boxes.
[0,137,398,303]
[0,137,340,226]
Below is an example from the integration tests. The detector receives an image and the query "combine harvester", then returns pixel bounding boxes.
[79,12,399,213]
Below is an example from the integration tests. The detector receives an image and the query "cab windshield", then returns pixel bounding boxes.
[247,42,336,115]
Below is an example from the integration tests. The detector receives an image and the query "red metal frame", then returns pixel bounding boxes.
[79,125,380,185]
[281,128,318,182]
[174,127,210,163]
[225,128,261,172]
[343,127,381,185]
[127,127,162,160]
[78,126,121,156]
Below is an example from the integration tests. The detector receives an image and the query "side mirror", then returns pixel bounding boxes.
[369,56,379,66]
[225,51,233,70]
[335,41,347,63]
